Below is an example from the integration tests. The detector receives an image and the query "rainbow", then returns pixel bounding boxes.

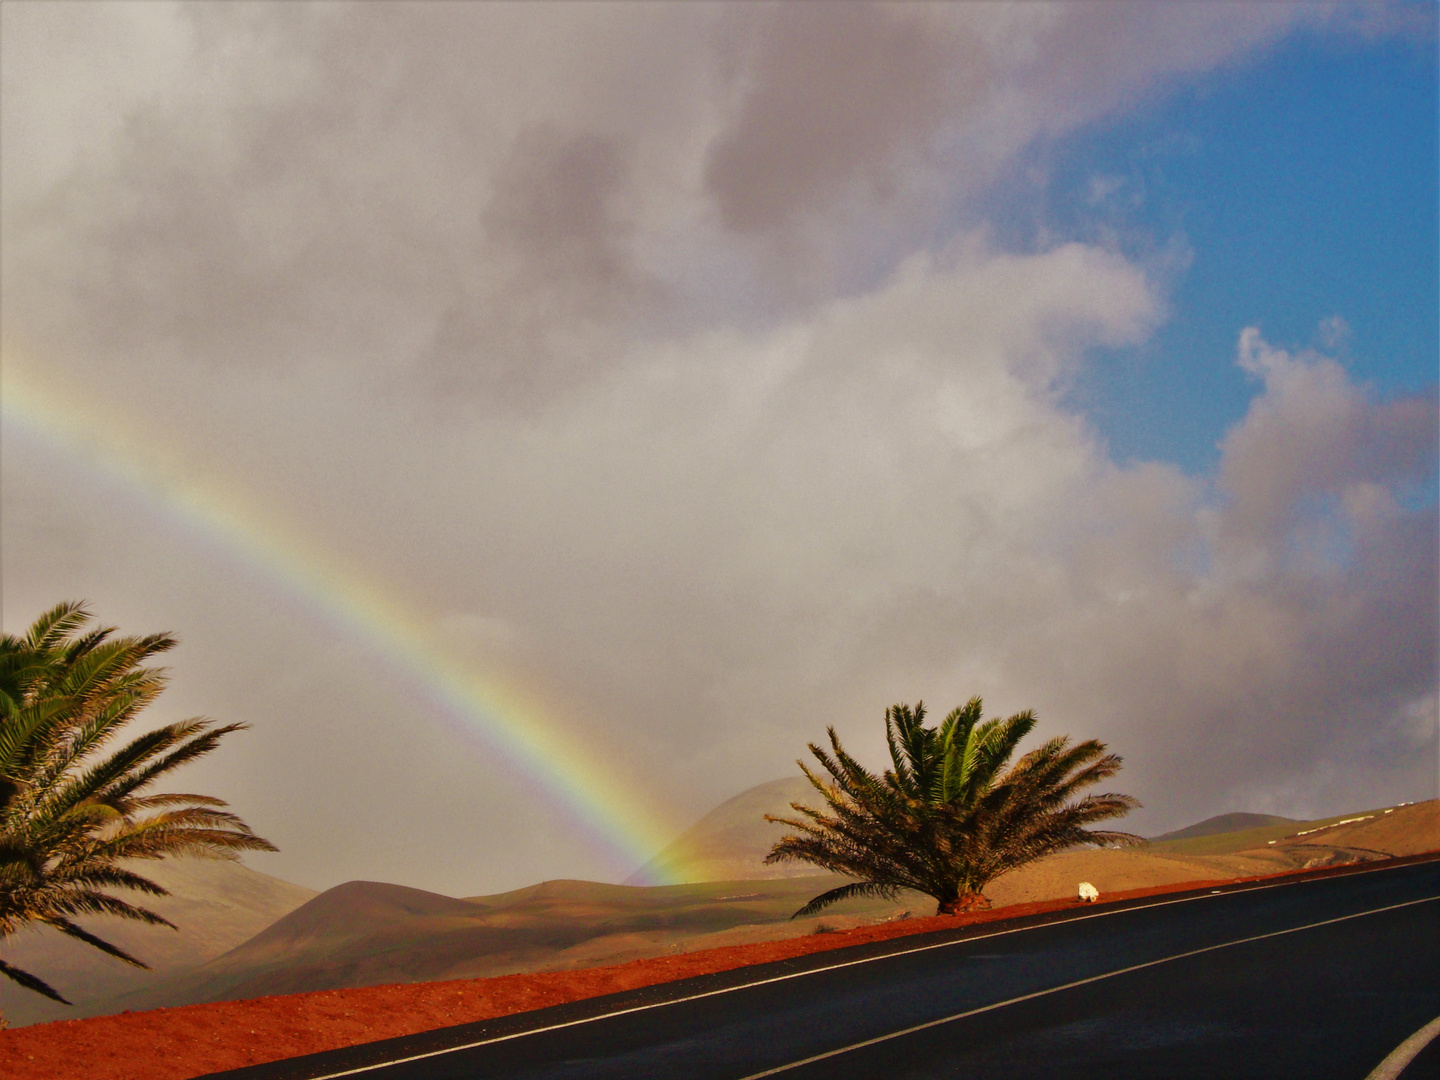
[1,362,680,882]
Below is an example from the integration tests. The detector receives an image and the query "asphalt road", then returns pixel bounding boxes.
[214,859,1440,1080]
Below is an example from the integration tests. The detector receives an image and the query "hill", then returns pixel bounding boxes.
[1146,801,1436,859]
[1149,812,1297,843]
[626,777,817,884]
[1256,800,1439,866]
[636,776,1428,883]
[25,796,1438,1027]
[0,858,315,1027]
[90,874,911,1016]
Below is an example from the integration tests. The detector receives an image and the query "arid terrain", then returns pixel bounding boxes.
[3,784,1436,1033]
[0,783,1433,1070]
[0,857,316,1027]
[0,876,1297,1080]
[2,841,1436,1080]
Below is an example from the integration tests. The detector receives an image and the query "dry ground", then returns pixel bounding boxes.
[2,800,1433,1080]
[3,862,1419,1080]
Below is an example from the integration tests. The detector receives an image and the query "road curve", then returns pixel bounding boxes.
[208,858,1440,1080]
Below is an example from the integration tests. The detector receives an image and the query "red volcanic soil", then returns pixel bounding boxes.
[3,855,1434,1080]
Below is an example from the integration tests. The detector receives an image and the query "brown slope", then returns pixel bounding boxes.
[625,777,820,884]
[1148,812,1298,842]
[1243,799,1439,867]
[238,880,489,951]
[87,875,913,1017]
[51,799,1439,1026]
[0,859,316,1028]
[94,881,517,1012]
[7,855,1436,1080]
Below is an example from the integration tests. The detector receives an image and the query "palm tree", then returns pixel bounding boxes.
[0,601,276,1016]
[765,698,1140,917]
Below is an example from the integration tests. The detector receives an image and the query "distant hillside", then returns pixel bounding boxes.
[1150,813,1298,843]
[36,799,1437,1028]
[230,881,490,956]
[627,777,819,884]
[102,881,529,1011]
[92,874,900,1015]
[0,858,315,1027]
[1255,800,1439,867]
[1149,801,1439,858]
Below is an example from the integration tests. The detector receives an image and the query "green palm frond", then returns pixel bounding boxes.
[21,601,92,654]
[0,602,274,1020]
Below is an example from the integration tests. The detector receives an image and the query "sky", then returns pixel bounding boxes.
[1,1,1436,897]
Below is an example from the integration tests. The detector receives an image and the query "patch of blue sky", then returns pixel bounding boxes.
[992,26,1437,475]
[1394,468,1440,513]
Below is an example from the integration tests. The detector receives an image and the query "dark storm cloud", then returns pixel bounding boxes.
[427,124,658,404]
[485,127,636,292]
[704,4,967,233]
[14,4,669,398]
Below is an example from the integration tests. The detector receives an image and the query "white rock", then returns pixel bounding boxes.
[1078,881,1099,902]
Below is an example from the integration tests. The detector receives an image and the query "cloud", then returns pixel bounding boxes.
[425,124,657,404]
[1317,314,1352,351]
[1,4,1431,892]
[703,4,966,234]
[1225,329,1437,555]
[2,2,1345,395]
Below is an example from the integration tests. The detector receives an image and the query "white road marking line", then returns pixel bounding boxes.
[1364,1014,1440,1080]
[736,895,1440,1079]
[292,862,1433,1080]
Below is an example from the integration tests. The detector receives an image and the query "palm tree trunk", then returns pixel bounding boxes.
[936,893,991,916]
